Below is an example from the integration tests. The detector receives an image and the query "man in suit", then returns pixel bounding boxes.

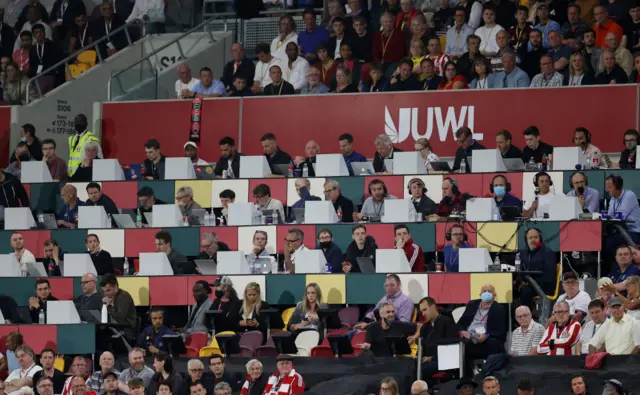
[373,133,403,173]
[184,281,214,335]
[407,178,437,220]
[457,284,507,375]
[221,43,255,91]
[91,0,127,60]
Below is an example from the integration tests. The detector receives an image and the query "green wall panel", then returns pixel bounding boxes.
[0,277,36,306]
[266,274,306,305]
[57,324,96,354]
[137,181,176,205]
[346,273,386,304]
[333,177,365,206]
[30,183,62,213]
[408,223,436,251]
[163,227,200,257]
[52,229,89,253]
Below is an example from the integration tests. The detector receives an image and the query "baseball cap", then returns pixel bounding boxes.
[562,272,578,282]
[210,276,233,287]
[609,296,623,307]
[103,371,118,381]
[184,141,197,150]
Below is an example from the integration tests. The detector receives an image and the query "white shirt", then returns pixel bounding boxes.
[424,151,439,171]
[15,20,53,51]
[523,189,565,219]
[290,244,308,272]
[7,363,43,395]
[474,24,504,55]
[580,320,604,354]
[126,0,166,23]
[284,57,309,91]
[261,198,285,223]
[557,291,592,316]
[254,57,286,88]
[270,32,298,62]
[589,314,640,355]
[16,249,35,265]
[175,78,200,98]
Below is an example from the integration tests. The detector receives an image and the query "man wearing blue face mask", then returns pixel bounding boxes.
[491,175,522,218]
[457,284,507,375]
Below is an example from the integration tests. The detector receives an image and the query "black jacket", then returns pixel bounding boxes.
[453,140,486,173]
[520,244,557,295]
[234,300,271,341]
[86,193,119,216]
[197,241,231,262]
[10,137,43,163]
[263,81,295,95]
[32,368,66,394]
[458,299,507,344]
[345,235,378,272]
[90,14,128,60]
[265,147,293,174]
[50,0,86,39]
[333,194,355,223]
[562,72,595,86]
[29,294,58,323]
[595,66,629,85]
[70,164,92,181]
[500,144,523,159]
[209,297,242,333]
[373,147,403,173]
[28,39,64,79]
[412,196,437,219]
[521,141,554,164]
[91,249,115,275]
[389,75,421,91]
[213,152,243,178]
[619,148,637,169]
[221,58,256,90]
[0,23,15,60]
[0,295,20,323]
[420,314,459,358]
[0,172,29,208]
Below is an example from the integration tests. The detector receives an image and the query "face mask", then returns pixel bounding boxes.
[75,124,86,133]
[18,153,30,162]
[214,290,224,299]
[383,318,393,326]
[493,186,505,197]
[20,137,27,142]
[319,241,332,249]
[481,291,494,303]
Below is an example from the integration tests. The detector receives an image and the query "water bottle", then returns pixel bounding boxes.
[592,157,599,170]
[528,157,535,170]
[38,309,45,324]
[287,164,294,177]
[106,213,112,228]
[135,209,143,228]
[302,163,309,177]
[123,258,130,276]
[515,253,521,272]
[20,264,28,277]
[415,210,422,222]
[337,206,343,223]
[271,258,279,274]
[101,303,109,324]
[547,153,553,171]
[493,255,501,271]
[204,212,210,226]
[460,158,466,173]
[261,213,267,225]
[253,205,261,225]
[37,213,44,223]
[182,216,189,227]
[271,211,278,225]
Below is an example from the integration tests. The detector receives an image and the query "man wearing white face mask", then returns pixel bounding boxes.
[457,284,507,375]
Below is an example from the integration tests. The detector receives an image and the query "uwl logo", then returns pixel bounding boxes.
[384,105,479,143]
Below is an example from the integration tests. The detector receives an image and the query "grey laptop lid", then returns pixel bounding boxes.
[113,214,136,229]
[293,208,305,224]
[190,209,207,225]
[356,257,375,273]
[26,261,48,277]
[194,259,217,275]
[503,158,525,171]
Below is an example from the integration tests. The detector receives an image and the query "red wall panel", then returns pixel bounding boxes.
[0,106,11,168]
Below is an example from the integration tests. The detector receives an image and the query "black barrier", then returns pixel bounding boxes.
[439,355,640,394]
[115,355,417,394]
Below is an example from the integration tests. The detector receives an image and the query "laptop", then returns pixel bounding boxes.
[38,213,58,229]
[174,261,199,275]
[503,158,525,171]
[190,209,207,225]
[430,162,452,172]
[26,261,48,277]
[501,206,522,221]
[144,212,154,226]
[122,164,143,180]
[252,257,275,274]
[113,213,137,229]
[350,162,375,176]
[356,257,376,273]
[195,165,216,180]
[272,164,291,176]
[262,209,283,224]
[383,159,394,173]
[293,208,305,224]
[194,259,217,275]
[78,309,101,324]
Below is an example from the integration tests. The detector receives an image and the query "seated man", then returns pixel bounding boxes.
[214,137,243,179]
[555,272,591,323]
[137,187,167,226]
[522,171,564,219]
[253,184,285,223]
[74,273,102,312]
[261,133,293,174]
[324,179,355,223]
[288,178,321,222]
[605,175,640,256]
[263,355,304,395]
[394,224,425,272]
[217,189,235,224]
[185,281,214,335]
[176,186,202,219]
[206,354,239,390]
[338,133,367,176]
[537,301,581,355]
[136,307,176,354]
[577,299,607,355]
[42,239,63,276]
[373,134,403,173]
[28,279,57,324]
[245,231,270,274]
[57,184,86,228]
[433,178,466,218]
[118,349,154,389]
[496,130,523,159]
[344,224,378,273]
[155,231,187,272]
[199,232,230,262]
[452,126,485,173]
[86,351,120,393]
[518,228,557,310]
[363,302,417,356]
[443,224,471,272]
[354,179,397,221]
[317,228,343,273]
[5,345,42,394]
[407,178,436,220]
[31,348,65,394]
[573,127,610,168]
[566,171,600,213]
[510,306,545,356]
[588,296,640,355]
[458,285,507,372]
[86,233,114,275]
[490,175,522,217]
[86,182,119,217]
[608,245,640,292]
[142,139,166,180]
[293,140,319,177]
[101,274,137,341]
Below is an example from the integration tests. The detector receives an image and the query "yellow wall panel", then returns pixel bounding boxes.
[118,276,150,306]
[470,273,513,303]
[306,274,346,304]
[475,222,518,252]
[175,180,213,208]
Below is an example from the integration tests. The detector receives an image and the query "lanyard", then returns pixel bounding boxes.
[454,28,464,52]
[60,2,68,18]
[515,26,525,48]
[613,191,626,213]
[79,24,88,47]
[276,33,293,51]
[381,30,394,59]
[481,25,496,51]
[261,60,273,82]
[478,78,486,89]
[105,23,111,37]
[36,43,44,62]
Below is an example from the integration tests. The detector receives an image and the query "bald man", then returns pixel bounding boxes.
[11,232,36,265]
[293,140,320,177]
[410,380,429,395]
[221,43,255,91]
[175,64,200,99]
[57,185,86,228]
[599,32,633,75]
[74,273,102,313]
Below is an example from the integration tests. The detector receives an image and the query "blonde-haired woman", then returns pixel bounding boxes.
[602,275,640,320]
[379,377,399,395]
[563,52,595,86]
[331,65,358,93]
[409,39,426,79]
[414,138,439,171]
[236,282,271,341]
[287,283,328,338]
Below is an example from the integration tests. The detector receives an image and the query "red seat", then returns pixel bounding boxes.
[183,332,209,356]
[338,306,360,328]
[320,328,348,346]
[310,346,334,357]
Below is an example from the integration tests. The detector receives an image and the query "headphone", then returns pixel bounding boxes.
[604,379,624,395]
[568,171,589,188]
[368,179,388,197]
[407,178,427,195]
[489,174,512,193]
[607,174,624,190]
[573,127,591,145]
[443,177,460,195]
[523,227,543,244]
[445,223,468,242]
[533,171,553,187]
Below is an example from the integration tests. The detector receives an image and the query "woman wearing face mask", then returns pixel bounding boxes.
[457,284,507,374]
[210,276,241,333]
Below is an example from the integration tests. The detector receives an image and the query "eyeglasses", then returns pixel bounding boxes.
[37,384,53,389]
[284,238,300,244]
[451,233,464,237]
[625,139,637,143]
[553,310,569,314]
[253,195,265,199]
[80,280,95,285]
[189,368,204,372]
[323,188,335,194]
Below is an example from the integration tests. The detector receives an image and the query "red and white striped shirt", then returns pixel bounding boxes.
[537,319,581,355]
[427,53,452,76]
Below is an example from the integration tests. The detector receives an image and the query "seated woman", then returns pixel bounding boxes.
[148,352,183,395]
[333,42,362,85]
[240,359,268,395]
[438,61,468,90]
[414,137,439,171]
[70,140,99,181]
[469,57,495,89]
[408,38,426,80]
[331,65,359,93]
[210,276,241,333]
[236,282,271,341]
[313,42,337,87]
[287,283,328,337]
[563,53,595,86]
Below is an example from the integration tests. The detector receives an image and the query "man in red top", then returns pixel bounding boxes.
[394,224,425,272]
[372,12,405,71]
[536,300,581,355]
[263,355,304,395]
[593,6,623,47]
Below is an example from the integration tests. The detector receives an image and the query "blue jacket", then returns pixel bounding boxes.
[287,186,321,222]
[318,242,344,273]
[443,243,472,272]
[136,325,176,351]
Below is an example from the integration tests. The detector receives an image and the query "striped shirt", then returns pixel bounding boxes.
[537,319,581,355]
[510,321,545,356]
[427,53,452,76]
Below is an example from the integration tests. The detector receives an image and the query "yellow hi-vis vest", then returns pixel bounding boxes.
[68,130,99,176]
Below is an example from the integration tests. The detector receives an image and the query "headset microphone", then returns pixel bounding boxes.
[577,186,585,195]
